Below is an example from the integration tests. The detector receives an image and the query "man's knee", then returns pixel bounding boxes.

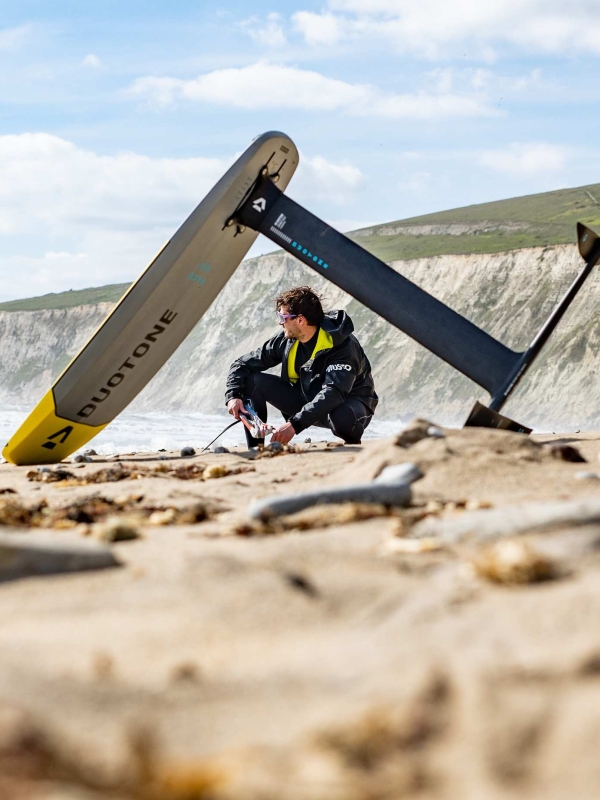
[329,401,371,444]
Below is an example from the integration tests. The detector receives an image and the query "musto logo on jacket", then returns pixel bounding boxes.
[327,363,352,372]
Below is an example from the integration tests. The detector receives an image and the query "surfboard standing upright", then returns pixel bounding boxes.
[3,133,298,465]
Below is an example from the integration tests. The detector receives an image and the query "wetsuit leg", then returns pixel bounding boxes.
[242,373,304,447]
[328,399,373,444]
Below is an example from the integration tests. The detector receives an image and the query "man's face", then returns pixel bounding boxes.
[278,305,303,339]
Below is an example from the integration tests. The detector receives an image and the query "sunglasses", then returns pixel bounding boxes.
[276,311,298,323]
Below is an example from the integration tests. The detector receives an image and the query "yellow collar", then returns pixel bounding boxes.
[287,328,334,383]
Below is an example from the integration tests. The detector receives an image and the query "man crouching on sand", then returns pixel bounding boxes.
[225,286,378,448]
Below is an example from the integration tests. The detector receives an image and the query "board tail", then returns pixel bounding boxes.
[3,391,106,465]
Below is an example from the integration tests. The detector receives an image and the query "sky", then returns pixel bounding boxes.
[1,0,600,301]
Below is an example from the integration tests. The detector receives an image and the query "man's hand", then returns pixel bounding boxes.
[227,398,247,420]
[270,422,296,445]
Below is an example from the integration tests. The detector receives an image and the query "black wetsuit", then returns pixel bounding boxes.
[225,310,378,446]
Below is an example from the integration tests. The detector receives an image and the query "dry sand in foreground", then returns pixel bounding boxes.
[0,423,599,799]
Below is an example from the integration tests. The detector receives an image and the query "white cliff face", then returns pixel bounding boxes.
[0,244,597,430]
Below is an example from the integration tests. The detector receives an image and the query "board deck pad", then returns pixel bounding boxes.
[4,132,298,465]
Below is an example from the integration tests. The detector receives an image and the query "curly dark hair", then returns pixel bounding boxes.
[275,286,324,326]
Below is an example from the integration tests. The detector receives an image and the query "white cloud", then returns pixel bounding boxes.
[292,11,344,46]
[422,66,543,96]
[0,133,365,300]
[293,154,364,205]
[83,53,102,69]
[0,133,227,237]
[129,61,500,119]
[0,24,32,52]
[241,13,288,48]
[478,142,567,176]
[295,0,600,58]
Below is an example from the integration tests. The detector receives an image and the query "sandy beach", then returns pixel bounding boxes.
[1,422,600,799]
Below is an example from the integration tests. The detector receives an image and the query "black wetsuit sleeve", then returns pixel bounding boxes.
[289,348,359,433]
[225,333,285,403]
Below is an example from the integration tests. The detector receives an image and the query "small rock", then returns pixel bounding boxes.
[374,463,423,485]
[213,446,229,454]
[180,446,196,458]
[304,438,312,443]
[94,517,140,543]
[158,448,167,452]
[284,572,319,598]
[157,456,168,461]
[73,454,93,463]
[472,540,557,585]
[267,441,284,453]
[395,418,438,448]
[383,537,443,555]
[171,662,201,683]
[148,508,178,526]
[465,499,494,511]
[203,464,231,480]
[549,444,587,463]
[575,471,600,481]
[427,425,445,439]
[84,449,97,456]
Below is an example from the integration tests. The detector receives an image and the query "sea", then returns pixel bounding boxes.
[0,407,408,456]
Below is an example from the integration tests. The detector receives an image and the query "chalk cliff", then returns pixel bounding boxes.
[0,244,597,430]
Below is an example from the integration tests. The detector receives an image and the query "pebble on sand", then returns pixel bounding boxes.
[548,444,587,463]
[203,464,231,480]
[471,540,557,585]
[383,537,443,555]
[94,517,140,543]
[180,447,196,457]
[575,471,600,481]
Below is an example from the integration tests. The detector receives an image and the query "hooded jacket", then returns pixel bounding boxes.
[225,310,378,433]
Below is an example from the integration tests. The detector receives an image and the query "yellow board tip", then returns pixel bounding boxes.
[3,391,106,466]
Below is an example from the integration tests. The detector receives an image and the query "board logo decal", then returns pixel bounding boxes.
[274,213,287,230]
[252,198,267,212]
[270,226,292,245]
[77,309,178,420]
[42,426,74,450]
[291,241,328,269]
[188,262,212,286]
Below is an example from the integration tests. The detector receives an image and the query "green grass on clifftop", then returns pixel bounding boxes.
[350,182,600,262]
[2,182,599,311]
[0,283,130,312]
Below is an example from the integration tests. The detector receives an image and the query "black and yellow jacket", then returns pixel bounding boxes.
[225,310,378,433]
